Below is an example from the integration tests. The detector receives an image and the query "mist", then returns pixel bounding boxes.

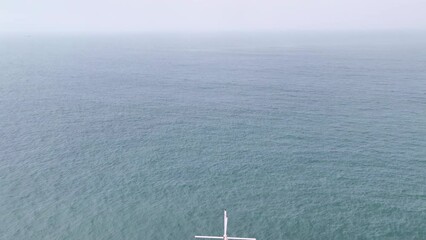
[1,0,426,33]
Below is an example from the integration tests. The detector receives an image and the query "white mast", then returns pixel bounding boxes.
[195,210,256,240]
[224,210,228,239]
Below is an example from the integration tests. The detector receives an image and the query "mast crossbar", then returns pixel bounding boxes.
[194,210,256,240]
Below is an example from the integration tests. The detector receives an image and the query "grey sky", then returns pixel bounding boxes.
[1,0,426,33]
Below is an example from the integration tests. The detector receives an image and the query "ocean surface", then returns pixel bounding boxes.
[0,32,425,240]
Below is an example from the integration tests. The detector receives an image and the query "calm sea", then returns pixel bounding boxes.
[1,32,425,239]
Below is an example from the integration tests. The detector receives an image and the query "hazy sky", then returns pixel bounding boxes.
[1,0,426,33]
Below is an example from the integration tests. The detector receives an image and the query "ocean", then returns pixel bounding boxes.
[0,32,425,239]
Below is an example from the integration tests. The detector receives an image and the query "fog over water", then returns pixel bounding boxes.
[1,1,426,239]
[1,0,426,32]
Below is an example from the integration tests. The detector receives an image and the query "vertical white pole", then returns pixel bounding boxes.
[224,210,228,240]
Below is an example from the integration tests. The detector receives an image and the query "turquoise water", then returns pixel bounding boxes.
[0,33,426,239]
